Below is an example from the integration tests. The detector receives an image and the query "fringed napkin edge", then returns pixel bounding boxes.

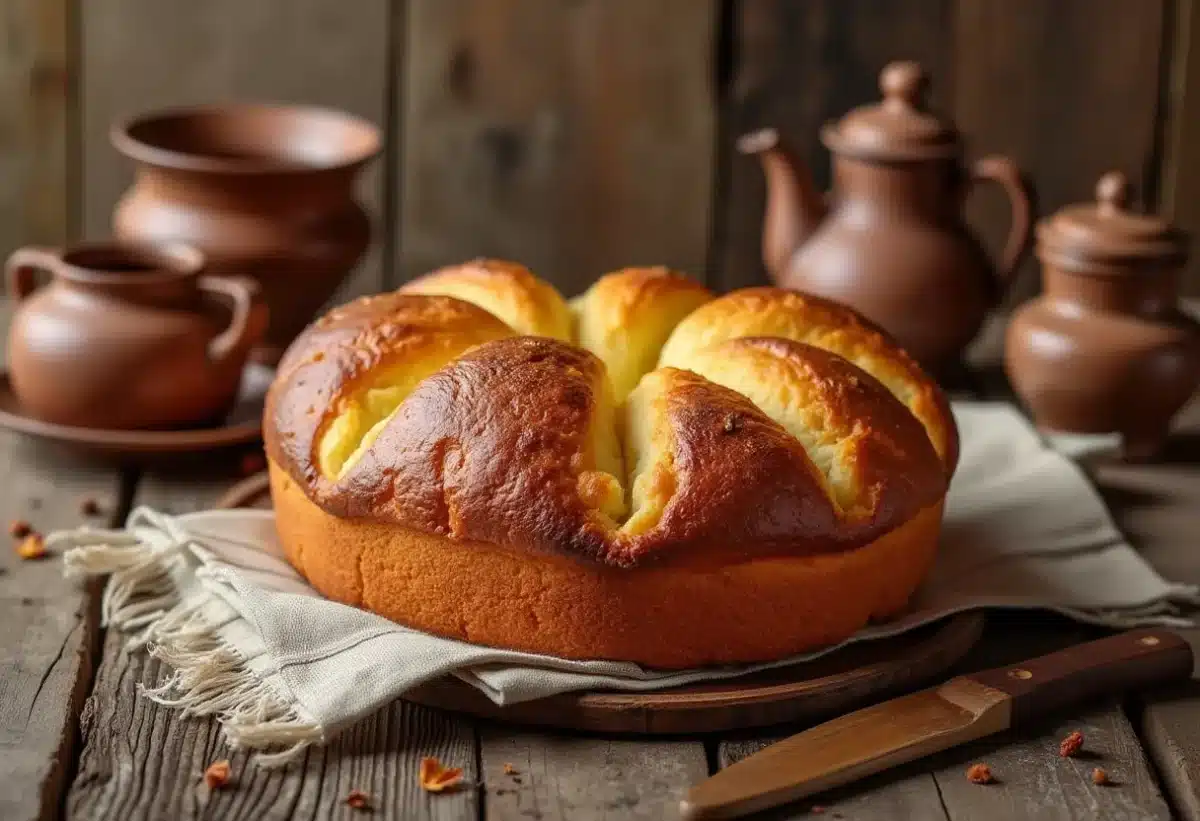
[57,507,324,767]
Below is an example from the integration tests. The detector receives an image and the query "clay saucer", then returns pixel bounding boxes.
[0,363,272,460]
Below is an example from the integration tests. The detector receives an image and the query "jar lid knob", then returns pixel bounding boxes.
[1096,171,1130,215]
[880,61,927,108]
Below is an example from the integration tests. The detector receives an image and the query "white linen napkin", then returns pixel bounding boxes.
[56,401,1199,765]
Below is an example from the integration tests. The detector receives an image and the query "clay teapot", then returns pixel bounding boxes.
[740,61,1033,371]
[5,242,266,430]
[110,103,380,365]
[1006,172,1200,461]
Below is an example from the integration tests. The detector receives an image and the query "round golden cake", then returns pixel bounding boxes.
[264,259,958,668]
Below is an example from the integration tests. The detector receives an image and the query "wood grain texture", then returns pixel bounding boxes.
[1160,0,1200,295]
[1092,397,1200,820]
[68,464,483,821]
[932,704,1171,820]
[480,728,707,821]
[80,0,391,302]
[396,0,717,295]
[68,636,481,821]
[953,0,1166,307]
[713,0,953,291]
[0,298,120,821]
[0,0,71,262]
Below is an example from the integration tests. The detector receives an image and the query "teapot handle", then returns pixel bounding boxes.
[4,247,61,302]
[198,275,265,365]
[969,156,1034,290]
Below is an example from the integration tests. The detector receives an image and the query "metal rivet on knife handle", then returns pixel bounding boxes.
[1008,668,1033,680]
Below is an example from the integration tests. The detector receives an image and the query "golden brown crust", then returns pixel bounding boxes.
[659,287,959,473]
[268,331,945,568]
[271,459,945,668]
[399,258,572,340]
[570,267,714,401]
[265,264,957,664]
[266,292,515,488]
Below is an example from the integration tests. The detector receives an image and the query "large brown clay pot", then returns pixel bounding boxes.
[110,103,381,365]
[1006,172,1200,461]
[5,242,266,430]
[740,61,1034,373]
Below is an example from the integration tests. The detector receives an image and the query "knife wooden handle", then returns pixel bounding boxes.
[967,628,1193,726]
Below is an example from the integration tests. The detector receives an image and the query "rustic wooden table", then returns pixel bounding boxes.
[4,311,1200,821]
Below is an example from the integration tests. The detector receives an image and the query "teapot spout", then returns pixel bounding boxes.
[738,128,827,280]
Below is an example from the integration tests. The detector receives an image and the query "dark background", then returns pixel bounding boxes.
[0,0,1186,311]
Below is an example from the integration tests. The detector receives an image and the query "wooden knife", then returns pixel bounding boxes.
[680,628,1193,820]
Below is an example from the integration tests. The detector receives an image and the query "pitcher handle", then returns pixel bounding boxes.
[970,155,1034,291]
[198,275,264,365]
[5,247,60,302]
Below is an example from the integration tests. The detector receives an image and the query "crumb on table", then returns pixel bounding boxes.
[966,763,994,784]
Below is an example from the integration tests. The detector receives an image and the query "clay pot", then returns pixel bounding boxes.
[5,241,266,430]
[741,61,1034,372]
[110,103,381,365]
[1006,172,1200,461]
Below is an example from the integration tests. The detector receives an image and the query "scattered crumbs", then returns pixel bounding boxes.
[20,597,33,606]
[16,533,46,560]
[345,789,372,810]
[810,806,826,815]
[8,520,32,538]
[239,451,266,477]
[79,497,104,517]
[1092,768,1110,786]
[503,763,519,776]
[966,763,994,784]
[832,813,844,819]
[203,759,232,789]
[1059,730,1084,758]
[419,756,464,793]
[0,567,7,575]
[511,775,523,785]
[29,498,41,510]
[722,413,742,434]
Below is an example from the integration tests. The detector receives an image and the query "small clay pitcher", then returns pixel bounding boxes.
[110,103,381,365]
[1005,172,1200,461]
[5,242,266,430]
[740,61,1034,372]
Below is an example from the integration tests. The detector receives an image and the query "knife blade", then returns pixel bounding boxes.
[680,627,1193,820]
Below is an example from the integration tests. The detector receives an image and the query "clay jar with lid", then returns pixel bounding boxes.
[740,61,1033,371]
[5,242,267,430]
[1005,172,1200,460]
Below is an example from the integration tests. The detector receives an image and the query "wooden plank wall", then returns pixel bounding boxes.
[1,0,1197,307]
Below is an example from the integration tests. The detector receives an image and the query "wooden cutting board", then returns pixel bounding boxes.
[217,471,984,734]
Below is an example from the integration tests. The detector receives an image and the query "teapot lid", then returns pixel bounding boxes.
[821,61,961,161]
[1037,172,1187,270]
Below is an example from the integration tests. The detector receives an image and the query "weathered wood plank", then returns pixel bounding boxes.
[0,0,71,262]
[1160,0,1200,295]
[932,703,1172,821]
[80,0,391,301]
[0,297,121,821]
[481,728,708,821]
[68,465,482,820]
[397,0,717,294]
[1090,397,1200,821]
[953,0,1166,307]
[713,0,953,291]
[69,639,480,821]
